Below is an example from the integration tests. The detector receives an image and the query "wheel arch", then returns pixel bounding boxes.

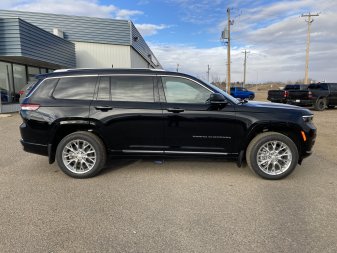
[243,122,303,161]
[48,120,107,164]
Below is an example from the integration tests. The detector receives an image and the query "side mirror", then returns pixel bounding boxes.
[209,93,228,104]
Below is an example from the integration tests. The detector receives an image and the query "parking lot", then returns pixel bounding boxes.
[1,107,337,252]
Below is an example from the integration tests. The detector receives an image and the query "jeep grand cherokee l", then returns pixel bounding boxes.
[19,68,316,180]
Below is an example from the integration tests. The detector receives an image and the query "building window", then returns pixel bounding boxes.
[40,68,47,74]
[0,62,13,103]
[13,64,27,103]
[27,66,40,82]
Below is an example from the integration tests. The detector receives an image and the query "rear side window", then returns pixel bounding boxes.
[31,78,58,99]
[53,76,97,100]
[97,76,154,102]
[308,83,328,90]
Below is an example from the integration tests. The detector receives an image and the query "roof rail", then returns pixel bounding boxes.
[54,68,165,73]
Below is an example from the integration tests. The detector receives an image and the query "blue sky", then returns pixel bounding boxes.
[1,0,337,83]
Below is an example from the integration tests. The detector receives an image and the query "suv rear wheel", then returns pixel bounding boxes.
[314,98,326,111]
[56,131,106,178]
[246,132,299,180]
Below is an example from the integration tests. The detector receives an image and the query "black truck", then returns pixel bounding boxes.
[267,84,308,103]
[287,83,337,110]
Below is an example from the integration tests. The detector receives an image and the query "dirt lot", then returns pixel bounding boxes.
[0,98,336,252]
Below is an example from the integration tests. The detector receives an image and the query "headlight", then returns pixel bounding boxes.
[302,115,313,123]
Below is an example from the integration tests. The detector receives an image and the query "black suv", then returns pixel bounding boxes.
[20,69,316,179]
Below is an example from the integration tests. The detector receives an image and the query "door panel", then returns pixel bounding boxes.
[159,76,244,154]
[89,76,164,152]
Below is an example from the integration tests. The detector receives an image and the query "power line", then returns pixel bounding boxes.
[301,12,319,84]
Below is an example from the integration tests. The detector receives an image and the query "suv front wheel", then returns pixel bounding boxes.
[246,132,299,180]
[56,131,106,178]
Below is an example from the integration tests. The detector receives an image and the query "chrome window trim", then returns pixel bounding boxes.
[26,73,217,100]
[159,75,213,93]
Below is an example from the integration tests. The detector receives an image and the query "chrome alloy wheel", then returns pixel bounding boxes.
[62,139,97,174]
[256,140,292,176]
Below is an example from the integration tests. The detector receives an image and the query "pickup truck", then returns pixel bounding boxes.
[267,84,308,103]
[287,83,337,110]
[230,87,255,100]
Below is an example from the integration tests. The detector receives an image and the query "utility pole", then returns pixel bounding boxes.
[176,63,179,72]
[242,49,250,87]
[301,12,319,84]
[206,64,211,82]
[226,8,231,93]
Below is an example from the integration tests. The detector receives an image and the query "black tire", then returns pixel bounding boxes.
[56,131,106,178]
[314,98,326,111]
[246,132,299,180]
[248,95,255,100]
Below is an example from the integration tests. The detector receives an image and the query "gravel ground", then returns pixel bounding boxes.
[0,108,336,253]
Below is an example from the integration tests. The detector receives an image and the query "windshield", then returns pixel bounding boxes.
[207,82,240,104]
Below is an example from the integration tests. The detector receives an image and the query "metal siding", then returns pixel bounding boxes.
[130,22,162,69]
[130,48,150,68]
[0,10,131,45]
[18,19,76,68]
[75,42,131,68]
[0,18,21,56]
[0,17,75,67]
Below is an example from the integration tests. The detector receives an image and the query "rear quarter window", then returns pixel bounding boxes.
[30,78,59,99]
[53,76,97,100]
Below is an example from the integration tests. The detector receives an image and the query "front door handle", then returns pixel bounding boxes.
[167,108,184,113]
[95,106,113,111]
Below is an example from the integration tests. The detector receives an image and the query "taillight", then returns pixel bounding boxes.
[18,90,25,95]
[20,104,40,111]
[284,91,289,98]
[308,91,313,98]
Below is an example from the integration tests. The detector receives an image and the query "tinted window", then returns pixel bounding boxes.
[110,76,154,102]
[32,78,58,99]
[53,76,97,100]
[97,76,110,101]
[162,77,211,104]
[308,83,328,90]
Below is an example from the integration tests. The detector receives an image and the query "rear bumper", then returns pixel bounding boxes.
[288,99,313,106]
[20,139,48,156]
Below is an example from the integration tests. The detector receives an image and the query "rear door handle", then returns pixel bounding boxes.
[167,108,184,113]
[95,106,113,111]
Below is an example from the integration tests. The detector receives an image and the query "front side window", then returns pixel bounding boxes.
[162,77,211,104]
[53,76,97,100]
